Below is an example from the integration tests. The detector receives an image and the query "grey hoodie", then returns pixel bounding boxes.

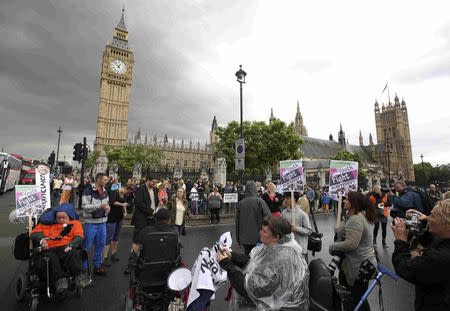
[236,181,271,245]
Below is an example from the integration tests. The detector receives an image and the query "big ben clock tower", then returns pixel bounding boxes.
[94,8,134,151]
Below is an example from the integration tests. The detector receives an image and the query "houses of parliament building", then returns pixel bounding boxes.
[94,9,415,182]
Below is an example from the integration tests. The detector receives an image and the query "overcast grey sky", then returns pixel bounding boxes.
[0,0,449,165]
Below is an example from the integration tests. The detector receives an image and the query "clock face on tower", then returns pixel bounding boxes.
[110,59,127,74]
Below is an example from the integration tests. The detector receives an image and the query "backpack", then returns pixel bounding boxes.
[414,188,433,215]
[14,232,30,261]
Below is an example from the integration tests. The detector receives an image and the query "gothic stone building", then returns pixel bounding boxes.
[291,96,415,183]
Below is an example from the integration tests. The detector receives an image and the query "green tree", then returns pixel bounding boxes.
[104,144,163,173]
[213,119,303,174]
[414,162,449,187]
[332,150,367,181]
[85,150,100,170]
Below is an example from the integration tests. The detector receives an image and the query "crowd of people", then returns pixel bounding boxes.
[36,172,450,310]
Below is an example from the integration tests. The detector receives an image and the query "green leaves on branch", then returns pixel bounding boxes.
[104,144,163,172]
[212,119,303,174]
[414,162,450,186]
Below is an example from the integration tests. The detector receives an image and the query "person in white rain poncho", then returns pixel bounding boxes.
[217,216,309,311]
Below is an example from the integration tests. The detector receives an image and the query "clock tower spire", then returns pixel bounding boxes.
[94,8,134,150]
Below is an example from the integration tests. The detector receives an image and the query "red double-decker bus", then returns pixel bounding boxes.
[10,153,34,184]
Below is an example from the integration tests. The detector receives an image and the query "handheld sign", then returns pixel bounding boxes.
[329,160,358,230]
[15,185,44,218]
[279,160,304,193]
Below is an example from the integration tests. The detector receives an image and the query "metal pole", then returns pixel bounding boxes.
[78,137,86,210]
[387,151,391,187]
[239,82,244,187]
[56,127,62,174]
[240,82,243,139]
[421,154,424,186]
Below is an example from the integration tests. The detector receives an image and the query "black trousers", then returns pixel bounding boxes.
[339,271,371,311]
[209,209,220,223]
[43,247,82,281]
[373,221,387,241]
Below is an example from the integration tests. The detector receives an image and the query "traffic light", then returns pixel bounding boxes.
[73,143,83,162]
[48,151,55,166]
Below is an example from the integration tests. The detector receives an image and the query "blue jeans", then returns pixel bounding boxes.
[82,223,106,269]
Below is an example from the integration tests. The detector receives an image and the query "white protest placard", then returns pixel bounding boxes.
[223,193,238,203]
[35,165,51,211]
[278,160,304,192]
[329,160,359,194]
[15,185,44,217]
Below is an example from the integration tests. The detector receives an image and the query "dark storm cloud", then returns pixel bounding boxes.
[0,0,257,160]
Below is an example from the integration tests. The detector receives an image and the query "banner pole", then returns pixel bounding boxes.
[291,190,295,226]
[28,214,33,249]
[335,192,343,230]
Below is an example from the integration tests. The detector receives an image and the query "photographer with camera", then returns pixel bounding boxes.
[329,191,377,311]
[390,181,424,218]
[391,199,450,311]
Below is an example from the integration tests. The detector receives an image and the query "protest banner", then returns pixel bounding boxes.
[35,165,51,211]
[15,185,44,217]
[328,160,359,194]
[223,193,238,203]
[278,160,304,193]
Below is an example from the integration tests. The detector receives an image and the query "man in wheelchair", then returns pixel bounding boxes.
[31,203,85,294]
[128,208,181,310]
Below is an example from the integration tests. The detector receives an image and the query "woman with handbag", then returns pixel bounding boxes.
[280,192,312,261]
[329,191,377,311]
[167,188,190,237]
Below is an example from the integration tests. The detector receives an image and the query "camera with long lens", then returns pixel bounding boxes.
[390,208,428,238]
[328,251,345,276]
[356,260,377,284]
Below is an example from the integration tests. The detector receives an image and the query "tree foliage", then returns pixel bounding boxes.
[85,150,100,170]
[213,119,303,174]
[104,144,163,173]
[332,150,367,180]
[414,162,450,187]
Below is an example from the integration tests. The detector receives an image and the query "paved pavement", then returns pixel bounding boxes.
[1,190,415,310]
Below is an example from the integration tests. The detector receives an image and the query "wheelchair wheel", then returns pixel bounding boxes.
[30,297,38,311]
[15,272,28,302]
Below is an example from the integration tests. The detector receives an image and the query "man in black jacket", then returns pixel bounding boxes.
[391,199,450,311]
[124,175,158,274]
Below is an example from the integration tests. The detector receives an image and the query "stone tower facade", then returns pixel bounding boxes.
[94,9,134,151]
[295,100,308,136]
[373,95,415,181]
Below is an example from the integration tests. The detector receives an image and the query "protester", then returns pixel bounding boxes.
[60,173,75,204]
[305,185,316,212]
[236,181,271,256]
[208,186,222,224]
[157,181,168,207]
[167,187,189,237]
[427,184,441,207]
[329,191,377,311]
[369,186,390,247]
[31,204,85,292]
[126,175,158,274]
[52,175,63,203]
[392,200,450,311]
[103,185,133,266]
[321,190,331,215]
[281,192,312,261]
[261,182,283,217]
[391,181,424,218]
[218,216,309,310]
[190,183,199,215]
[297,193,310,214]
[81,173,110,277]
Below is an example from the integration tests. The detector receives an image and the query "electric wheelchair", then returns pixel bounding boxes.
[124,229,182,311]
[13,223,87,311]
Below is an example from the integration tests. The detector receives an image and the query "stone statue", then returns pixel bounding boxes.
[92,149,108,177]
[264,166,272,183]
[214,158,226,185]
[173,161,183,179]
[132,163,142,180]
[109,162,119,180]
[200,162,209,181]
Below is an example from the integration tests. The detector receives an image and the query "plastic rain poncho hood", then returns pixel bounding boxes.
[231,233,310,311]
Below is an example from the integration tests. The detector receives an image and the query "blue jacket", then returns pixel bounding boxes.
[39,203,79,225]
[82,184,109,224]
[391,187,424,217]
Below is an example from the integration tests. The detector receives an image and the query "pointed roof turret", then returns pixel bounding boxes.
[297,100,300,113]
[269,108,275,122]
[369,133,374,145]
[359,130,363,146]
[117,7,127,30]
[164,134,168,143]
[211,115,218,131]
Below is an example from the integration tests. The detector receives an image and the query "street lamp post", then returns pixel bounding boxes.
[56,127,63,174]
[420,154,424,186]
[235,65,247,188]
